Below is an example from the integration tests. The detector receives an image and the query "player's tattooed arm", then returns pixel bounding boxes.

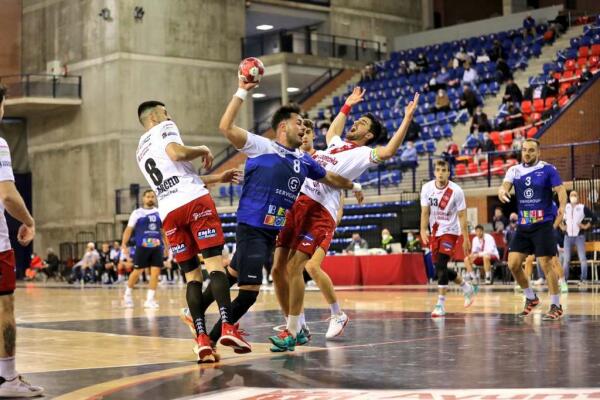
[326,87,366,146]
[553,184,567,229]
[319,171,354,190]
[375,92,419,161]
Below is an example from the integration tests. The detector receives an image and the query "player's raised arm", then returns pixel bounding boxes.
[219,78,259,149]
[326,87,366,146]
[374,92,419,161]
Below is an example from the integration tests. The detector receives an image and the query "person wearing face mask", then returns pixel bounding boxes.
[405,232,421,252]
[381,229,394,254]
[561,191,593,284]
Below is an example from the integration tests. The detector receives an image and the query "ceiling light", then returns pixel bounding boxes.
[256,24,274,31]
[287,87,300,93]
[252,93,266,99]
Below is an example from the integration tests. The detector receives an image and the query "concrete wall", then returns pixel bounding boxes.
[21,0,247,253]
[0,0,22,76]
[394,5,563,51]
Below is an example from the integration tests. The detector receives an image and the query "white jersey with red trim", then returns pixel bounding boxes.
[300,135,380,220]
[420,180,466,237]
[136,121,208,220]
[0,138,14,252]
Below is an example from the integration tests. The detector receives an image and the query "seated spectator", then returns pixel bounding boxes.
[415,52,429,72]
[476,50,490,64]
[568,65,594,95]
[521,27,535,43]
[541,98,560,120]
[462,62,478,85]
[460,84,480,115]
[405,232,421,252]
[110,241,121,267]
[463,130,481,150]
[505,212,519,245]
[543,24,556,44]
[492,207,508,233]
[470,106,492,133]
[464,225,500,284]
[428,72,439,91]
[436,66,451,88]
[381,228,394,254]
[453,47,469,68]
[489,40,506,62]
[502,77,523,103]
[360,63,375,82]
[523,15,536,36]
[69,242,101,284]
[25,253,44,281]
[99,241,118,284]
[344,233,369,255]
[512,130,524,153]
[481,132,496,153]
[500,103,524,130]
[43,248,60,280]
[542,72,559,98]
[495,58,512,83]
[405,119,421,142]
[397,60,409,75]
[400,141,418,169]
[433,89,451,112]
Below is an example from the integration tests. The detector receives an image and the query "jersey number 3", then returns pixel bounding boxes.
[428,198,439,207]
[145,158,163,186]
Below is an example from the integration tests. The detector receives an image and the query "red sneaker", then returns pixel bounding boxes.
[218,322,252,354]
[194,333,215,363]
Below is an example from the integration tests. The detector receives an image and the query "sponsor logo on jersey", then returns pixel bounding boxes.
[315,154,338,165]
[148,223,157,231]
[441,240,454,250]
[171,243,186,254]
[197,228,217,240]
[524,188,534,199]
[142,238,161,248]
[192,210,213,220]
[165,228,177,236]
[520,209,544,224]
[264,204,288,227]
[162,132,178,139]
[156,176,180,194]
[299,232,314,242]
[288,177,300,192]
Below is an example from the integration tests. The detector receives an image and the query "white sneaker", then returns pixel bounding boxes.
[123,296,134,308]
[0,375,44,397]
[143,299,159,309]
[534,278,545,285]
[325,311,349,339]
[431,304,446,317]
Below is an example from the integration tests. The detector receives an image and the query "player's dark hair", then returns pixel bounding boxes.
[137,100,165,120]
[143,189,154,196]
[271,103,301,132]
[475,224,484,231]
[363,113,385,145]
[302,118,314,130]
[523,138,540,148]
[434,160,449,170]
[0,85,6,102]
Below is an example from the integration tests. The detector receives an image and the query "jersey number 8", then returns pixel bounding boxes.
[293,159,301,174]
[145,158,164,186]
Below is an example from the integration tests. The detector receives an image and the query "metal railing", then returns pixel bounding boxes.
[0,74,82,99]
[242,26,383,62]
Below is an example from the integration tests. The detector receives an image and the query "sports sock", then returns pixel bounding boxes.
[186,281,206,336]
[287,315,299,338]
[0,357,16,380]
[469,272,476,280]
[551,294,560,306]
[124,287,132,297]
[208,290,258,343]
[524,287,535,300]
[460,281,471,293]
[200,270,237,314]
[330,302,341,315]
[298,313,306,332]
[437,295,446,306]
[485,272,491,279]
[209,271,232,324]
[146,289,155,300]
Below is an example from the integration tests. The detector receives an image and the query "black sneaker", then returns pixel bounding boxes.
[542,304,563,321]
[520,295,540,316]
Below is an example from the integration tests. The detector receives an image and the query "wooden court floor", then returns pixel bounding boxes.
[12,281,600,399]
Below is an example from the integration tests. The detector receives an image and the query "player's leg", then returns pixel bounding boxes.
[124,267,142,308]
[524,255,535,281]
[508,228,541,315]
[272,246,291,317]
[464,255,476,282]
[539,255,563,320]
[143,247,163,308]
[482,255,492,284]
[553,256,568,293]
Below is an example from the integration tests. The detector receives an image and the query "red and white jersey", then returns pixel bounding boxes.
[420,180,466,237]
[300,136,380,220]
[0,139,14,252]
[136,121,208,220]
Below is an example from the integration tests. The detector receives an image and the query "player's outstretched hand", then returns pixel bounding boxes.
[498,186,511,203]
[198,146,213,170]
[17,223,35,246]
[420,229,429,246]
[220,169,243,184]
[238,78,259,91]
[345,86,366,106]
[404,92,420,119]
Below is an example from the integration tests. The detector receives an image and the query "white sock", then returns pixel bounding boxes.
[298,313,306,332]
[437,295,446,306]
[551,294,560,306]
[146,289,155,300]
[330,302,341,315]
[524,287,535,300]
[485,272,491,279]
[0,357,16,380]
[469,272,476,280]
[558,277,565,284]
[286,315,299,338]
[125,287,132,297]
[460,281,471,293]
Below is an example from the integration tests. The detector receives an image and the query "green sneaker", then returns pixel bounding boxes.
[296,328,310,346]
[431,303,445,317]
[464,284,477,308]
[268,329,296,352]
[560,281,569,294]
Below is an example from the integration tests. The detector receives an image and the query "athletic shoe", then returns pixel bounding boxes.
[143,299,159,309]
[218,322,252,354]
[431,304,446,318]
[194,333,215,363]
[463,284,478,308]
[301,324,312,341]
[0,375,44,398]
[534,278,545,285]
[520,295,540,316]
[180,307,196,338]
[296,328,310,346]
[325,312,349,339]
[484,279,492,285]
[560,280,569,294]
[123,296,134,308]
[268,329,296,352]
[542,304,563,321]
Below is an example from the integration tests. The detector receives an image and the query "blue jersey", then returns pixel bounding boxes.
[504,161,562,226]
[127,207,163,248]
[237,132,327,230]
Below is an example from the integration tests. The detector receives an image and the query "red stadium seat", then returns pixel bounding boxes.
[553,71,562,80]
[564,59,576,71]
[558,95,569,107]
[562,70,574,79]
[526,126,538,138]
[559,82,573,94]
[493,159,505,176]
[529,112,542,123]
[544,96,555,110]
[533,98,544,113]
[489,131,501,146]
[506,158,518,168]
[577,57,588,68]
[578,46,589,58]
[575,68,583,77]
[497,144,508,152]
[589,56,599,67]
[455,163,467,176]
[500,130,513,145]
[467,162,478,174]
[592,44,600,57]
[521,100,532,114]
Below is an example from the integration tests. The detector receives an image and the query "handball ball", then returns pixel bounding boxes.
[238,57,265,84]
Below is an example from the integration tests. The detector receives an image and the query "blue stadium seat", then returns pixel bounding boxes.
[442,123,453,138]
[426,139,436,153]
[432,125,442,140]
[415,141,426,154]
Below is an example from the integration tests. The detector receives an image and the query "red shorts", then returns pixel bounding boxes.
[473,256,498,265]
[163,195,225,263]
[430,234,458,263]
[0,249,16,295]
[276,194,335,256]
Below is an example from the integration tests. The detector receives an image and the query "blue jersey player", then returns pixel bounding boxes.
[498,138,567,320]
[121,190,167,309]
[191,74,357,350]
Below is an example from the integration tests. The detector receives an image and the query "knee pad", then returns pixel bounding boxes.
[233,289,259,316]
[179,257,200,274]
[435,253,451,285]
[201,245,224,259]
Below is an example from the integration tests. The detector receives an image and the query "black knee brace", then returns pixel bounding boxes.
[435,253,452,285]
[232,289,259,319]
[179,257,200,274]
